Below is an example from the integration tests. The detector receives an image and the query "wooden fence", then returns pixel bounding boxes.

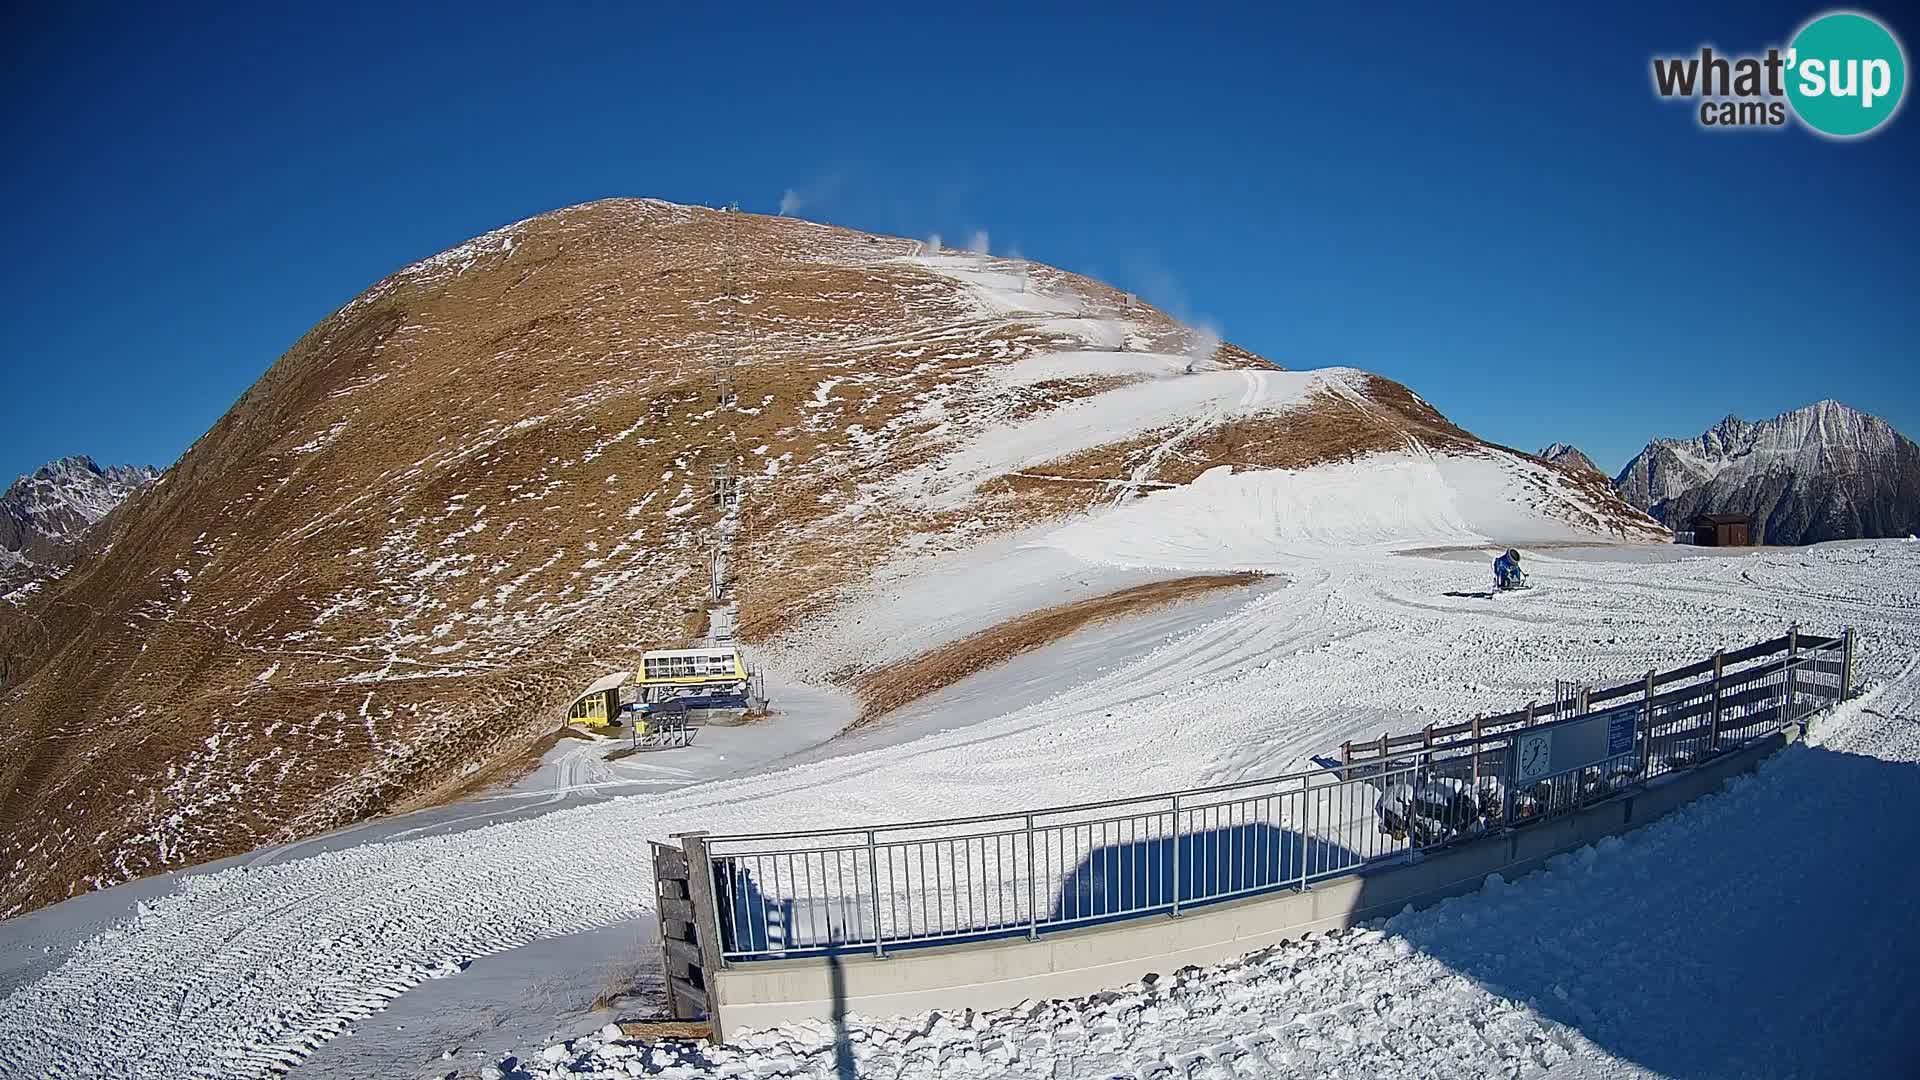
[1341,627,1853,775]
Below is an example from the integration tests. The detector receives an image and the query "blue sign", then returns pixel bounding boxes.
[1606,708,1637,757]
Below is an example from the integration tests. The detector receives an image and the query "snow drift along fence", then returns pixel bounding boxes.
[668,628,1852,971]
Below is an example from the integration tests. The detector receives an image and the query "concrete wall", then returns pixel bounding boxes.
[710,722,1801,1037]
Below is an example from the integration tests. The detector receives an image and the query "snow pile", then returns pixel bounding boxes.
[508,930,1588,1079]
[1043,452,1597,570]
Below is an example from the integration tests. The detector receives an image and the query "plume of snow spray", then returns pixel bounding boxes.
[1184,324,1222,374]
[967,230,991,274]
[777,189,802,216]
[925,232,943,254]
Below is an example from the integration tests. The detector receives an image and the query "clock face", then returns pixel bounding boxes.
[1516,733,1553,782]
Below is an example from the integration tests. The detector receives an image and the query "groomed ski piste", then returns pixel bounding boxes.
[513,671,1920,1080]
[3,499,1920,1068]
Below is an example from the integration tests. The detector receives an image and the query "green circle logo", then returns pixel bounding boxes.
[1786,11,1907,137]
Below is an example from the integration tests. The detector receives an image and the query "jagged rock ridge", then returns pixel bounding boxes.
[1,456,159,595]
[1614,401,1920,544]
[1538,443,1603,478]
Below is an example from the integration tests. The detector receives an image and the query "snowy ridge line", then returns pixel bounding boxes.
[685,631,1852,964]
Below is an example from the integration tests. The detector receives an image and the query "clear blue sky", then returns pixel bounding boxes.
[2,2,1914,483]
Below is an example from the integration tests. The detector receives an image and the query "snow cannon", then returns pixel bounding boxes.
[1493,548,1530,592]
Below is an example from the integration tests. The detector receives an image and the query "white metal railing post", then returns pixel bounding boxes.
[1641,669,1656,775]
[865,830,884,958]
[1298,781,1313,891]
[1025,815,1039,941]
[1709,651,1724,750]
[1786,624,1800,720]
[1170,793,1183,917]
[1501,735,1516,827]
[1842,628,1855,700]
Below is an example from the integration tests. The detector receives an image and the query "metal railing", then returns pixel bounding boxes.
[684,628,1853,961]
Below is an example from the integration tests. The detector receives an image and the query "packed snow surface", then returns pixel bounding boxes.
[510,669,1920,1079]
[1,522,1916,1078]
[1044,453,1602,568]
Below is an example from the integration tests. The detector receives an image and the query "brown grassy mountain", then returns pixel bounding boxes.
[0,199,1659,914]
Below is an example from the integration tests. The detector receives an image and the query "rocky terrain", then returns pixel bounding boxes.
[1539,442,1603,478]
[0,199,1662,915]
[1615,401,1920,544]
[0,456,158,598]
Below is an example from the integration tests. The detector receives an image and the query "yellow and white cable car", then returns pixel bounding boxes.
[637,647,747,692]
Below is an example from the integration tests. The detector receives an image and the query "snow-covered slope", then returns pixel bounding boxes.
[1538,441,1602,478]
[0,455,157,593]
[514,654,1920,1080]
[1614,401,1920,544]
[1,539,1912,1079]
[1045,453,1631,570]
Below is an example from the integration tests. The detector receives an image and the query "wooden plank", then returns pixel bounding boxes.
[1719,683,1787,711]
[1719,655,1793,690]
[1587,679,1644,705]
[658,897,695,922]
[655,879,689,901]
[1722,635,1789,666]
[1657,696,1715,725]
[662,917,698,942]
[677,833,729,1036]
[1652,656,1716,688]
[668,976,709,1013]
[663,936,703,967]
[665,954,696,980]
[618,1018,710,1041]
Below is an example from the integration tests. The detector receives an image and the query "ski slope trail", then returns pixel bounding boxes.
[2,541,1918,1078]
[515,653,1920,1079]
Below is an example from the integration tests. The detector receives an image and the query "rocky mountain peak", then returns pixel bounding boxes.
[1,454,160,575]
[1538,443,1602,476]
[1614,401,1919,545]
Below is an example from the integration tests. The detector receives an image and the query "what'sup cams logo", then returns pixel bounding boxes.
[1652,10,1906,137]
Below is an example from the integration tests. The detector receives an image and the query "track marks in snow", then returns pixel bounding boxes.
[2,542,1918,1078]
